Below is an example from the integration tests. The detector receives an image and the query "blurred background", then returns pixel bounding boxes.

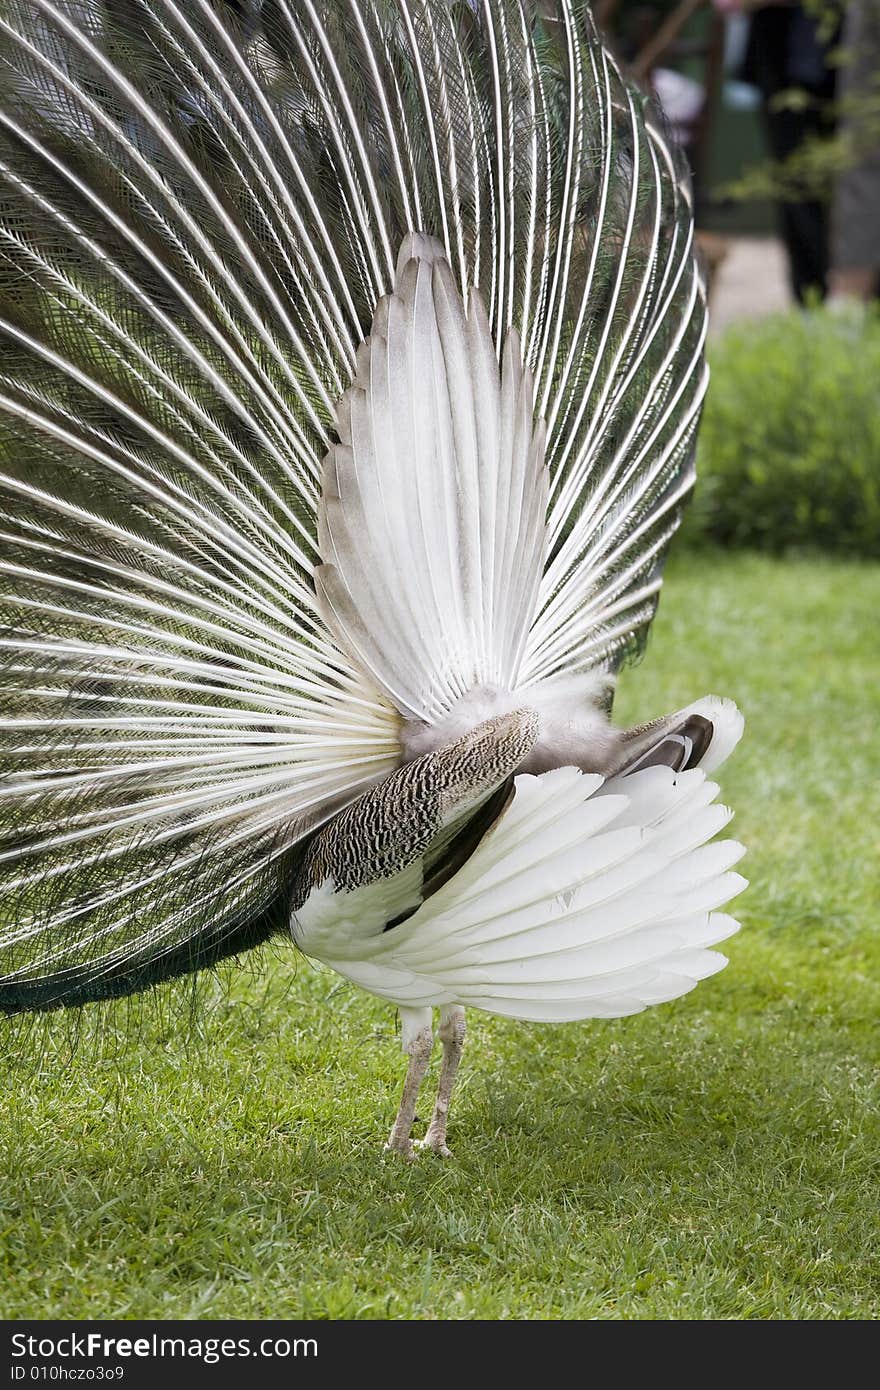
[597,0,879,333]
[593,0,879,563]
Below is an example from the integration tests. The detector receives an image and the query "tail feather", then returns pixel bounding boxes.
[1,1,708,1009]
[316,237,548,721]
[0,880,290,1016]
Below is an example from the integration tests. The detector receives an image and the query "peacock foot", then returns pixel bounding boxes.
[383,1135,416,1161]
[414,1130,453,1159]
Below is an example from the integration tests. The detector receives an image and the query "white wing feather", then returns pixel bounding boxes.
[297,759,747,1023]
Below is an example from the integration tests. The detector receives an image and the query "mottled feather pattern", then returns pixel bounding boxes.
[292,709,539,901]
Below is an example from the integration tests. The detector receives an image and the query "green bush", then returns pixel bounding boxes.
[686,306,880,555]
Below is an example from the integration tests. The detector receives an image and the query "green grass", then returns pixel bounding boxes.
[2,551,879,1320]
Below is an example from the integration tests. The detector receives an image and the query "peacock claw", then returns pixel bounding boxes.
[383,1137,416,1161]
[414,1135,453,1159]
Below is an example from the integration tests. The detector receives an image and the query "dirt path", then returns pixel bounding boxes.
[707,235,793,336]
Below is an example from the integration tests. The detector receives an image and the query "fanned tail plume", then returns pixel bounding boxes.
[0,0,708,1012]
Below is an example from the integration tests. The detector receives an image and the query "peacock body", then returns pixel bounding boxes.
[0,0,745,1155]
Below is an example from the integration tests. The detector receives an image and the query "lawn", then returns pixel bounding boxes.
[1,550,878,1320]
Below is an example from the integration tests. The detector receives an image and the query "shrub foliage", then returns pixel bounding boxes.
[688,307,880,555]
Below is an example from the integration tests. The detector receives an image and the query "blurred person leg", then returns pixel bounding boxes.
[829,0,880,305]
[742,4,838,302]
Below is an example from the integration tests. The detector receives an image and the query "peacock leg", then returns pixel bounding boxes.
[384,1007,434,1159]
[416,1005,466,1158]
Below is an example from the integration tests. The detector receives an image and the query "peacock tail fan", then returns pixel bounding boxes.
[0,0,707,1039]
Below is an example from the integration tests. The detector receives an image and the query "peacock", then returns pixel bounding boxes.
[0,0,746,1157]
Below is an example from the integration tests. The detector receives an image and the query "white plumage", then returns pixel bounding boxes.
[0,0,745,1158]
[317,234,548,721]
[295,757,746,1023]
